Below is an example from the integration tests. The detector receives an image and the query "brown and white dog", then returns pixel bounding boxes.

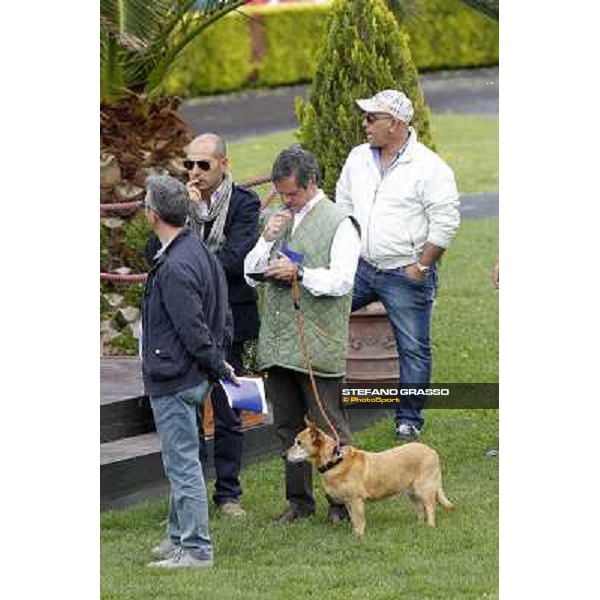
[286,421,453,537]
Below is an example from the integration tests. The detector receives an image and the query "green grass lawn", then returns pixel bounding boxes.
[432,218,498,383]
[432,115,498,194]
[101,217,499,599]
[228,114,498,195]
[101,410,498,600]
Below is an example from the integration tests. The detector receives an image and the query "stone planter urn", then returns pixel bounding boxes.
[346,302,399,383]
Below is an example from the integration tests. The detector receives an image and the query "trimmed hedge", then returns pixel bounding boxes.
[405,0,500,70]
[165,0,498,96]
[164,12,252,95]
[252,4,330,87]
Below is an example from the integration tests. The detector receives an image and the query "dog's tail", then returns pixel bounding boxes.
[436,474,454,510]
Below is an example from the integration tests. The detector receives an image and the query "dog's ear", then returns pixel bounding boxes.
[306,419,323,446]
[305,417,318,433]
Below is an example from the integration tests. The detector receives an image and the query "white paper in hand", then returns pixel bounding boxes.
[220,377,267,414]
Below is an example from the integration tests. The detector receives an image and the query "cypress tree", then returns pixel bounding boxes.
[296,0,434,198]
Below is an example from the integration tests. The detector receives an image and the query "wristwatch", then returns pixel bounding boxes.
[295,265,305,281]
[416,262,431,275]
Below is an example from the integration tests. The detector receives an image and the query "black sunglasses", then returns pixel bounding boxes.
[363,112,393,124]
[183,159,212,171]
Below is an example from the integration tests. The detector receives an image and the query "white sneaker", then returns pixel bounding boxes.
[148,547,213,569]
[151,538,179,557]
[395,422,421,442]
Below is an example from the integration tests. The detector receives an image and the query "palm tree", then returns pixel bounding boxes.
[100,1,246,354]
[100,0,246,189]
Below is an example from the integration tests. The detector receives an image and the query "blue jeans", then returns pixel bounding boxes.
[150,382,213,561]
[352,258,437,430]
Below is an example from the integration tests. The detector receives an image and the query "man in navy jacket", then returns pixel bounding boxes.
[142,175,237,569]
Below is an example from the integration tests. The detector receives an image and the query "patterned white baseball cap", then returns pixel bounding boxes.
[356,89,414,123]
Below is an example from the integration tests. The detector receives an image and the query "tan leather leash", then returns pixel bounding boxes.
[290,268,341,448]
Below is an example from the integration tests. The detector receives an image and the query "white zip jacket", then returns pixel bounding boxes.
[335,129,460,269]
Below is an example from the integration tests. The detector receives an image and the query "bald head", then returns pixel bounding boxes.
[184,133,229,200]
[186,133,227,158]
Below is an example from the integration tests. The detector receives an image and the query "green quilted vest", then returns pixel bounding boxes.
[258,196,354,377]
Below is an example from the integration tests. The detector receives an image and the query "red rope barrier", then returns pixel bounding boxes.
[101,273,147,283]
[100,200,143,213]
[239,175,271,189]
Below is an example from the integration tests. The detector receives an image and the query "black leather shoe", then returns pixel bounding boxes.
[326,504,351,524]
[276,505,315,525]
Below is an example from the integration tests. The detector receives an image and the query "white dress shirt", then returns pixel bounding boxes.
[244,191,361,297]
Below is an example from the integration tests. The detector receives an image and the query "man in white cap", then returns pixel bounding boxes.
[336,89,460,441]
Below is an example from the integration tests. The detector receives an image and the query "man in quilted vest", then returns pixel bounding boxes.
[244,146,361,525]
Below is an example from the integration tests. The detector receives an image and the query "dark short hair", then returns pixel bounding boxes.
[144,175,189,226]
[271,144,320,189]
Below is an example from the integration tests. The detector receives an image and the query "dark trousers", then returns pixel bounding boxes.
[266,366,352,513]
[197,340,245,506]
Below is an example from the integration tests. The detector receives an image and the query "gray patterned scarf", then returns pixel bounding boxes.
[189,172,233,252]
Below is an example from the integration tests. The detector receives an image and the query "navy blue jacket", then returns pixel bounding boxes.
[142,227,232,397]
[146,184,260,341]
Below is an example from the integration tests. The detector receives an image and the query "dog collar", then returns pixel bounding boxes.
[317,446,346,474]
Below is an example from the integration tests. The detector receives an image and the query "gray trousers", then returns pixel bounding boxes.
[266,367,352,512]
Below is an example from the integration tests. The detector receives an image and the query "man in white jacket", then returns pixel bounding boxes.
[336,89,460,441]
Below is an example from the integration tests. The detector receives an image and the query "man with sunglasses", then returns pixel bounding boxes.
[147,133,260,519]
[336,89,460,442]
[184,133,260,518]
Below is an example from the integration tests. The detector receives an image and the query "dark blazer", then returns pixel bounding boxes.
[146,183,260,342]
[142,228,232,397]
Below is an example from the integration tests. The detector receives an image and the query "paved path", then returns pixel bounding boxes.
[460,192,498,220]
[419,67,498,115]
[180,67,498,140]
